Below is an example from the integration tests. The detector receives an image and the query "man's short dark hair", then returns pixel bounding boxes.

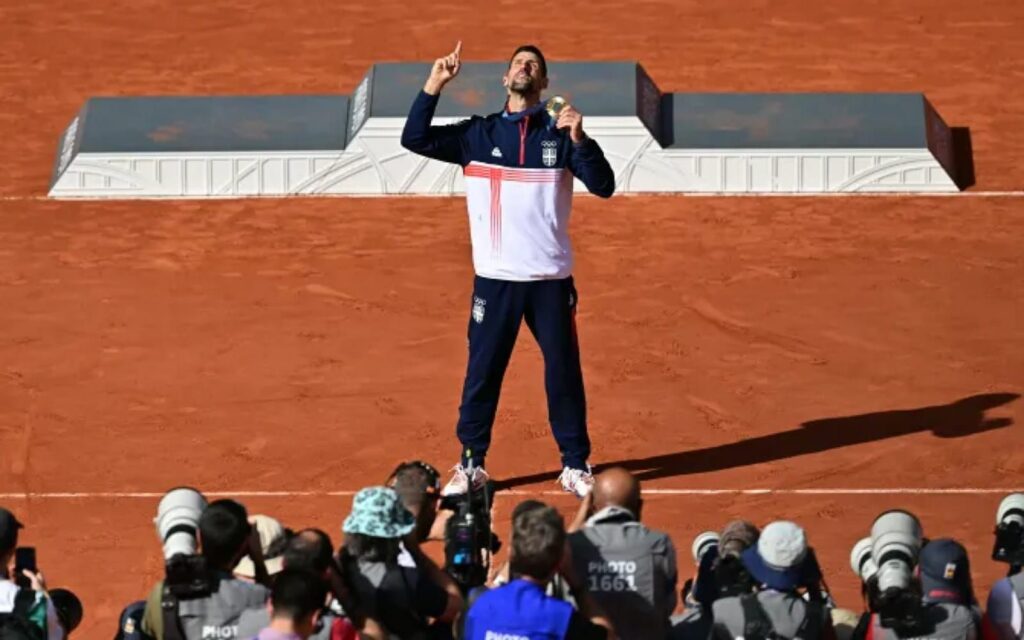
[509,504,565,580]
[284,529,334,574]
[199,499,251,569]
[511,499,546,522]
[271,568,328,623]
[509,44,547,78]
[392,464,436,511]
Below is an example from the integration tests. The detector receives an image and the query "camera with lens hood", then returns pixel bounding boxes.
[850,510,926,635]
[992,493,1024,570]
[154,487,212,598]
[688,530,756,600]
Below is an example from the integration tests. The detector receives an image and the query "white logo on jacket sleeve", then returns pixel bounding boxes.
[542,140,558,167]
[484,632,529,640]
[491,147,503,158]
[472,296,486,323]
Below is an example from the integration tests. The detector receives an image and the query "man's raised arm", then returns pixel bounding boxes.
[400,40,472,165]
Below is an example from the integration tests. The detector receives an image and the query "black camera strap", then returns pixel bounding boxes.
[739,594,822,640]
[740,594,778,640]
[160,585,186,640]
[798,601,824,640]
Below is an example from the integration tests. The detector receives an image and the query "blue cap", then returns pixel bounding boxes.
[919,538,972,603]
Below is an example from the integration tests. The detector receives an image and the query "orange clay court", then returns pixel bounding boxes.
[1,0,1023,636]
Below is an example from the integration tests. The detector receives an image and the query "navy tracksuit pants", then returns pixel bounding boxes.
[456,275,590,471]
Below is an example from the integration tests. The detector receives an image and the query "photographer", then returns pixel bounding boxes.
[711,521,835,640]
[251,569,328,640]
[464,503,616,640]
[851,537,980,640]
[237,530,356,640]
[0,507,63,640]
[339,486,462,639]
[140,500,271,640]
[567,467,677,640]
[388,462,444,553]
[692,520,761,610]
[671,521,760,640]
[917,539,980,640]
[984,493,1024,640]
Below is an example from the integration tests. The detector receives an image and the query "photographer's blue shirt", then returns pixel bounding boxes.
[464,579,574,640]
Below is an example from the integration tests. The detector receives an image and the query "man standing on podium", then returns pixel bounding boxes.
[401,42,615,499]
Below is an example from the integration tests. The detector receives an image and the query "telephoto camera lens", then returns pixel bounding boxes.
[692,531,720,564]
[870,510,923,594]
[993,493,1024,565]
[996,493,1024,527]
[154,487,208,559]
[850,536,878,582]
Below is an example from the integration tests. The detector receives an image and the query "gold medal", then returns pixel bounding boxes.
[545,95,568,120]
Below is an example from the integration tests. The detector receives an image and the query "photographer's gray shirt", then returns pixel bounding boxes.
[568,506,678,640]
[861,604,979,640]
[141,573,269,640]
[712,591,829,640]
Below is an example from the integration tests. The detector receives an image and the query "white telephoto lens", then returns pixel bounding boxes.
[155,487,207,559]
[850,537,877,581]
[997,493,1024,527]
[692,531,720,564]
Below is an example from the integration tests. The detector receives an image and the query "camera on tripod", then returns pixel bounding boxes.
[992,493,1024,570]
[440,474,501,592]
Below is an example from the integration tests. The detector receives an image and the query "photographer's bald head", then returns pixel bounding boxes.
[592,467,643,519]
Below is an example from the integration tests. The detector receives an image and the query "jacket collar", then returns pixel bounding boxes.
[586,505,638,526]
[501,100,558,130]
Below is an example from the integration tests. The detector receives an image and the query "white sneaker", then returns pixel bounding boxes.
[441,465,490,496]
[558,465,594,498]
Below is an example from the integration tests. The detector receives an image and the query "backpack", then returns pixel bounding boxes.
[0,589,45,640]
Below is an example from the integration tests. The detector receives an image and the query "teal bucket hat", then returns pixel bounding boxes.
[342,486,416,539]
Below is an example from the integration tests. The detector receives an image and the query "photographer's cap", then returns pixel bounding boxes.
[919,538,972,604]
[235,514,287,578]
[742,520,819,591]
[0,507,24,550]
[342,487,415,539]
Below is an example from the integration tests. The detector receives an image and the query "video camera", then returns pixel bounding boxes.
[440,463,500,592]
[992,493,1024,571]
[850,510,927,635]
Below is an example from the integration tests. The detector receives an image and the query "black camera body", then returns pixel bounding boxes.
[441,483,500,592]
[164,553,212,599]
[713,554,756,598]
[867,579,927,635]
[992,521,1024,568]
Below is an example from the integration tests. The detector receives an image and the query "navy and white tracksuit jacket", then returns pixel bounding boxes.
[401,89,615,470]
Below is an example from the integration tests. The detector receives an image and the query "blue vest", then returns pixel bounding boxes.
[465,579,575,640]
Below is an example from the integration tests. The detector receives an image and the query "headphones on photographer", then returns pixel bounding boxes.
[386,460,441,497]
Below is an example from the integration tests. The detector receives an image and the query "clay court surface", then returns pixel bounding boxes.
[2,0,1024,635]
